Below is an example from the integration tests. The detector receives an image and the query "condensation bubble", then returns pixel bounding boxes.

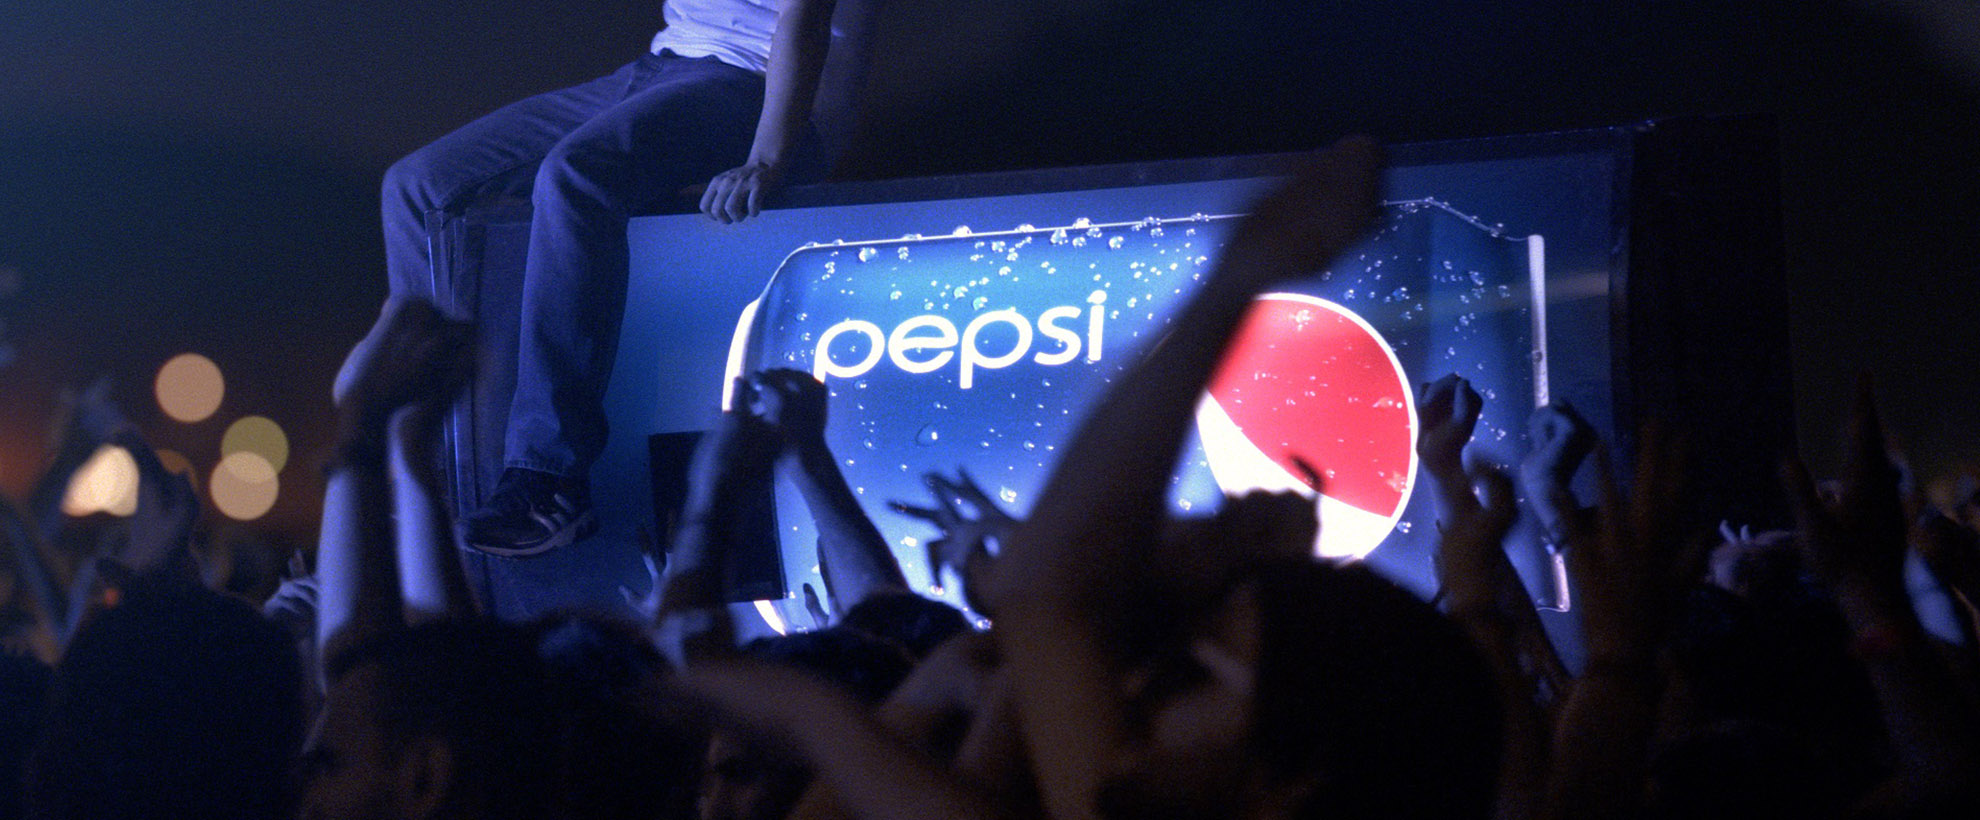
[1107,236,1124,250]
[915,425,940,446]
[858,247,877,262]
[897,247,911,260]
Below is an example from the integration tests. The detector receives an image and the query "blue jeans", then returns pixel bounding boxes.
[382,51,769,477]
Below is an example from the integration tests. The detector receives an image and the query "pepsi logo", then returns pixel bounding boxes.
[1195,293,1417,559]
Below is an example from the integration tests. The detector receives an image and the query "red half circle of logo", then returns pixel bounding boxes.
[1206,294,1415,518]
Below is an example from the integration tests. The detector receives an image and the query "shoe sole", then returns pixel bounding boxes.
[466,510,599,557]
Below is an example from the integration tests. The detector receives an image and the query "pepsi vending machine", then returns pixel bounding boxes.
[592,116,1788,647]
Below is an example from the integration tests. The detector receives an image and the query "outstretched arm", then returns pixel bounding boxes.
[1419,376,1554,820]
[990,138,1382,820]
[316,299,472,664]
[749,368,910,616]
[653,394,783,660]
[1787,378,1980,813]
[1542,425,1686,820]
[388,361,478,622]
[701,0,839,223]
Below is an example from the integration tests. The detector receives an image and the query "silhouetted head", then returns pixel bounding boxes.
[698,627,914,820]
[1101,558,1500,820]
[533,614,704,820]
[28,577,304,820]
[838,592,970,660]
[301,619,559,820]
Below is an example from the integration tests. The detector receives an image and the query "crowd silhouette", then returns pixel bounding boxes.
[4,137,1979,820]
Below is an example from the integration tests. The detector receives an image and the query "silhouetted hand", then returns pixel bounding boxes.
[332,297,473,423]
[116,431,199,575]
[893,469,1016,616]
[1564,424,1687,666]
[1222,136,1384,288]
[1521,402,1597,546]
[263,566,319,641]
[1784,376,1910,627]
[700,160,786,224]
[745,368,830,450]
[1418,374,1482,484]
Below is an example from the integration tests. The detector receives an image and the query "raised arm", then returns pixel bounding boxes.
[1786,378,1980,813]
[700,0,839,223]
[316,298,471,662]
[750,368,910,616]
[1418,376,1553,820]
[388,348,478,622]
[652,392,784,660]
[1541,424,1687,820]
[989,137,1382,820]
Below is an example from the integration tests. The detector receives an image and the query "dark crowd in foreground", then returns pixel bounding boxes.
[4,139,1979,820]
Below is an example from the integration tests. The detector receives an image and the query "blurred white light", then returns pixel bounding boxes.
[156,353,225,423]
[61,445,139,517]
[211,451,278,521]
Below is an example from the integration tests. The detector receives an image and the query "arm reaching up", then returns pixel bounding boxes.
[990,137,1383,820]
[315,298,473,665]
[1786,377,1980,813]
[388,342,478,622]
[748,368,911,616]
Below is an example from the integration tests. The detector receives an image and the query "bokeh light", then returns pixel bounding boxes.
[221,415,289,472]
[61,444,138,517]
[155,353,225,422]
[211,451,279,521]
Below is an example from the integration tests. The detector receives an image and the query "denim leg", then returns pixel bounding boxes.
[379,65,637,302]
[504,55,766,476]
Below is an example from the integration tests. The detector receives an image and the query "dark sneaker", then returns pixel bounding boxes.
[463,468,597,556]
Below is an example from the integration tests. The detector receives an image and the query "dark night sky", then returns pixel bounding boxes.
[3,1,1979,541]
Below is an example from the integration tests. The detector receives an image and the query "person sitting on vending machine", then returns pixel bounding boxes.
[362,0,848,556]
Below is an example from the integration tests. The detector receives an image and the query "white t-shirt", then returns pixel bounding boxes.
[649,0,782,74]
